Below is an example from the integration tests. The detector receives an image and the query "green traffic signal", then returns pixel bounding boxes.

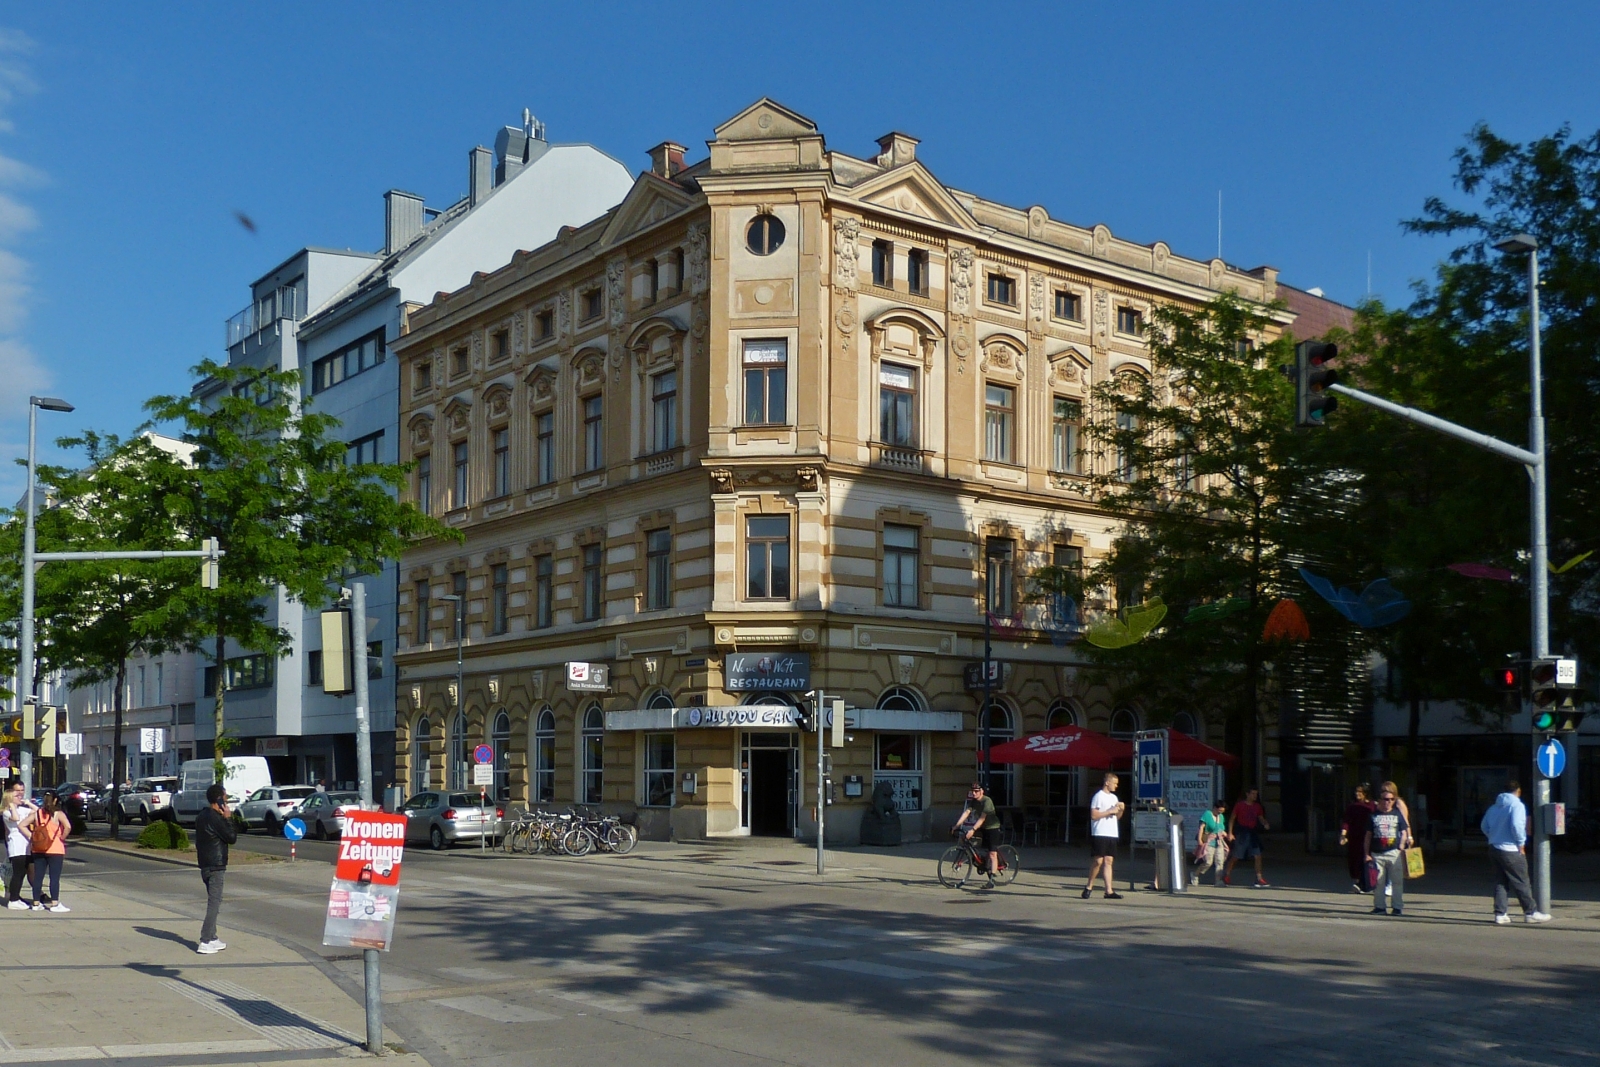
[1533,709,1558,732]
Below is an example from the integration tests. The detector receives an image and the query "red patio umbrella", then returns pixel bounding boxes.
[1166,730,1240,769]
[986,727,1132,769]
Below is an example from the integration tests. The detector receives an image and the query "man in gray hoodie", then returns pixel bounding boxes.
[1479,780,1549,925]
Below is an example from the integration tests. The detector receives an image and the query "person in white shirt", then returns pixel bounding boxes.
[2,780,38,910]
[1082,772,1125,900]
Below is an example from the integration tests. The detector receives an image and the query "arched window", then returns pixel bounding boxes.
[1046,700,1080,808]
[980,700,1016,807]
[411,717,432,794]
[745,692,795,707]
[581,705,604,804]
[1171,711,1199,738]
[532,708,555,803]
[448,713,468,791]
[491,710,511,802]
[1109,706,1140,740]
[877,686,925,712]
[645,690,675,711]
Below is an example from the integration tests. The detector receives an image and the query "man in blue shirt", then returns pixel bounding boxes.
[1480,780,1549,925]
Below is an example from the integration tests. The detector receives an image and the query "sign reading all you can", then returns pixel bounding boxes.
[323,810,407,952]
[724,652,810,692]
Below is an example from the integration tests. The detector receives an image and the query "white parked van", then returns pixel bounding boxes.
[172,756,274,825]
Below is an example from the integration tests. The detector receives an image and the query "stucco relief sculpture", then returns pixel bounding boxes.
[948,248,973,317]
[556,291,572,339]
[833,218,860,288]
[1028,274,1046,334]
[607,260,627,328]
[686,223,708,294]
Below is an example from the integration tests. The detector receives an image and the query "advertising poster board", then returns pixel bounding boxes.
[323,811,407,951]
[1167,766,1217,852]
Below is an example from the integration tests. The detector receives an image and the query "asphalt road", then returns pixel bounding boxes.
[71,834,1600,1067]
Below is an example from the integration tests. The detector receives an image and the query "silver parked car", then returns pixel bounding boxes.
[237,785,319,833]
[400,791,503,850]
[294,791,364,840]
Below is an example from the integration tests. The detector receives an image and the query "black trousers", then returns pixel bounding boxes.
[6,853,31,902]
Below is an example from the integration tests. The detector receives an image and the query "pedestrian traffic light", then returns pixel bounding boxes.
[1282,341,1339,427]
[793,702,815,732]
[1484,663,1522,692]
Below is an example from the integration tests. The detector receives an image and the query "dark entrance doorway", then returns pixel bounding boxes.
[748,749,792,836]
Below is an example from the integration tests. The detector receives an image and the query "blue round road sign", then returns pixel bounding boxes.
[473,744,495,765]
[283,817,306,841]
[1537,738,1567,779]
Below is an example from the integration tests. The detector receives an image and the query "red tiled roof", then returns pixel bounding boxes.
[1279,284,1356,340]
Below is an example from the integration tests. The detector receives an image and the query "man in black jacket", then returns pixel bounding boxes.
[194,783,237,954]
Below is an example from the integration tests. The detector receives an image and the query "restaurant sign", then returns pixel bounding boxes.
[724,652,810,692]
[682,705,806,729]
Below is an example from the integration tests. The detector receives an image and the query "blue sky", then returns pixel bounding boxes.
[1,2,1597,497]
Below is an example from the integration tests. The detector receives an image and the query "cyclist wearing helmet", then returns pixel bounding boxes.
[952,781,1001,888]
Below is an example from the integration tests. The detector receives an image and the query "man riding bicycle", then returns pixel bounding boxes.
[952,781,1001,889]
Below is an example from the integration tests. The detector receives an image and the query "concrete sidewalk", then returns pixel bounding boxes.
[0,863,427,1066]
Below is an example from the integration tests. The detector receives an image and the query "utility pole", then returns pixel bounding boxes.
[352,582,373,808]
[18,396,75,795]
[813,688,826,876]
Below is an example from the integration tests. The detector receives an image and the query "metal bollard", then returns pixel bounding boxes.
[1167,814,1186,894]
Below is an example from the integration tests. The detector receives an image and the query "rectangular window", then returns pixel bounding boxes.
[415,454,431,515]
[643,733,675,807]
[311,330,385,393]
[491,563,509,635]
[155,663,164,705]
[1117,306,1144,335]
[1054,543,1083,573]
[986,538,1015,617]
[307,649,323,686]
[907,249,928,296]
[645,260,659,304]
[138,666,146,707]
[651,370,678,453]
[1116,410,1139,481]
[492,330,509,362]
[536,310,554,339]
[1051,398,1081,474]
[871,239,893,287]
[878,363,917,447]
[883,524,920,608]
[492,427,510,497]
[745,515,791,600]
[452,441,469,508]
[366,640,382,679]
[985,384,1015,463]
[225,654,273,691]
[1054,290,1082,322]
[582,394,604,471]
[1176,427,1195,491]
[415,581,430,644]
[415,362,431,393]
[742,339,788,425]
[535,412,555,485]
[582,288,603,322]
[582,545,603,620]
[534,555,553,628]
[347,430,383,467]
[987,273,1016,306]
[451,347,469,377]
[646,528,671,610]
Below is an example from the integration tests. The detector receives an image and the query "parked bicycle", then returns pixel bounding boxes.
[500,805,638,857]
[938,830,1020,888]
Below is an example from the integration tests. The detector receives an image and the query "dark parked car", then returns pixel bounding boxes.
[53,782,104,824]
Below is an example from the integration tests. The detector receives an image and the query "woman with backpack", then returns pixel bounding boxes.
[2,780,37,910]
[28,793,70,912]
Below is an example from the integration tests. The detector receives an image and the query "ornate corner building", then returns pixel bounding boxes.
[391,98,1297,843]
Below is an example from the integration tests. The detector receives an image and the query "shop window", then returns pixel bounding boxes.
[875,732,924,814]
[448,714,468,792]
[581,706,604,804]
[492,710,511,802]
[643,733,675,808]
[411,717,432,794]
[1047,700,1080,807]
[532,708,555,803]
[980,700,1015,807]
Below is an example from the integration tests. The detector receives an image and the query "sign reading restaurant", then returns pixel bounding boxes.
[724,652,811,692]
[566,661,611,692]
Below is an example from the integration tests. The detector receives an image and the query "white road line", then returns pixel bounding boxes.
[547,990,640,1013]
[436,995,561,1023]
[807,959,938,980]
[0,1039,278,1063]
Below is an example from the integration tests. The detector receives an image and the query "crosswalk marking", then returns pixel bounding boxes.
[548,990,639,1013]
[437,995,561,1023]
[440,966,518,982]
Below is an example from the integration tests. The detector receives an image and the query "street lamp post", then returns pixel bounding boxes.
[1493,233,1552,913]
[18,395,74,796]
[437,593,464,787]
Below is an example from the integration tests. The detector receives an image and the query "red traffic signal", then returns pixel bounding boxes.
[1283,342,1340,427]
[1484,665,1522,692]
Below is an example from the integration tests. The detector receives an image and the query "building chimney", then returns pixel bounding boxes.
[648,141,687,178]
[469,145,493,207]
[875,132,919,168]
[495,110,550,187]
[384,190,426,255]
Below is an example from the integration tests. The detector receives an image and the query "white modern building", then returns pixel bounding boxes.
[192,113,634,791]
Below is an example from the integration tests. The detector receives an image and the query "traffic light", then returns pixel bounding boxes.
[1282,341,1339,427]
[1531,658,1584,732]
[1484,663,1522,692]
[201,537,220,589]
[793,702,815,732]
[1531,658,1563,708]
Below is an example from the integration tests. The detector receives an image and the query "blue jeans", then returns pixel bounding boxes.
[29,854,62,902]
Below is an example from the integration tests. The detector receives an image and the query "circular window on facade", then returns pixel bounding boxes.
[746,214,785,256]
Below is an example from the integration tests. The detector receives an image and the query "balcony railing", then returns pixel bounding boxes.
[225,284,307,349]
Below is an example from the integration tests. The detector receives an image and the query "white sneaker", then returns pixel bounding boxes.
[196,939,226,954]
[1493,913,1510,925]
[1526,912,1552,924]
[47,903,69,914]
[5,901,28,911]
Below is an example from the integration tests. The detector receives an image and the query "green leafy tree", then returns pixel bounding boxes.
[0,433,196,837]
[144,360,451,779]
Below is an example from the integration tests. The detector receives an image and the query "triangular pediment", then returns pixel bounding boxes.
[598,175,699,248]
[849,162,978,230]
[713,97,819,142]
